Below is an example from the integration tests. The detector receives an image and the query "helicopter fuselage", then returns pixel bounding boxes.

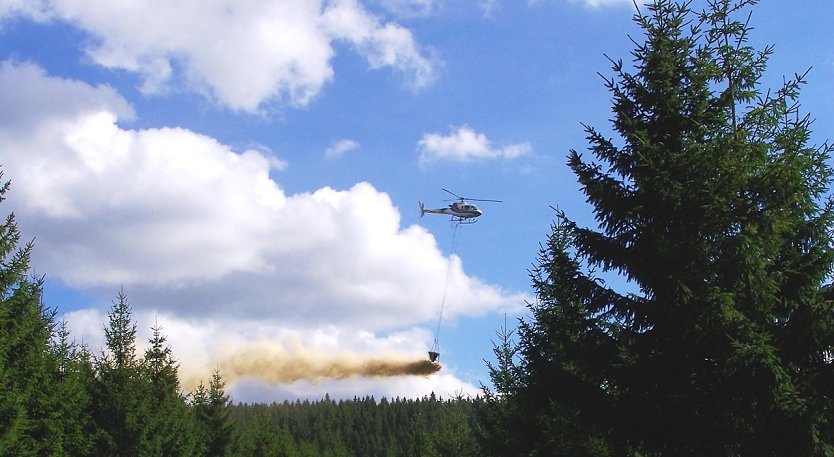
[419,201,482,220]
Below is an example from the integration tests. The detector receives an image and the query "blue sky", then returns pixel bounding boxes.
[1,0,832,402]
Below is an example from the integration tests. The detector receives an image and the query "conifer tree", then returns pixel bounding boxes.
[48,321,97,456]
[193,368,233,457]
[0,172,62,456]
[405,411,439,457]
[92,289,153,456]
[144,323,197,456]
[435,394,479,457]
[496,1,834,455]
[476,323,526,457]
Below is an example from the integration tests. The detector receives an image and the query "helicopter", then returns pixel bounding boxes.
[419,189,501,224]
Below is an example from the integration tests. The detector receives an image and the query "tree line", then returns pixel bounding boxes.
[2,0,833,455]
[226,393,482,457]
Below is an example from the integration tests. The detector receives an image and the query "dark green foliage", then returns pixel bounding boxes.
[433,394,478,457]
[193,368,233,457]
[226,393,482,457]
[48,321,97,456]
[91,290,202,457]
[92,289,154,456]
[145,323,198,456]
[484,0,834,456]
[0,172,64,456]
[476,322,528,457]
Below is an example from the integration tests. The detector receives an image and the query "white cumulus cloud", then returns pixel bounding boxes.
[0,0,438,112]
[374,0,438,17]
[481,0,634,10]
[417,125,531,165]
[573,0,634,7]
[325,138,361,158]
[0,61,526,400]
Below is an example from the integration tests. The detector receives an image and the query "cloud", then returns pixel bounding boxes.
[556,0,639,7]
[0,0,52,22]
[0,61,135,130]
[322,0,438,89]
[0,0,438,112]
[325,138,361,158]
[480,0,501,17]
[0,61,526,399]
[417,126,531,165]
[479,0,633,9]
[571,0,634,7]
[374,0,439,17]
[1,61,521,327]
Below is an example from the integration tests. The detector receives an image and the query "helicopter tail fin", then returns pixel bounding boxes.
[419,201,425,217]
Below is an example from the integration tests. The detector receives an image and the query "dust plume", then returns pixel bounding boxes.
[221,353,441,385]
[182,340,441,389]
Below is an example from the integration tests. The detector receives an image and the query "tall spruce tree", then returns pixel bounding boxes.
[49,321,97,456]
[496,1,834,455]
[0,172,63,456]
[193,368,233,457]
[476,322,526,457]
[144,323,197,456]
[92,289,153,456]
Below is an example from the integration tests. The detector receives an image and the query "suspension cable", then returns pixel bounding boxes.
[431,222,459,355]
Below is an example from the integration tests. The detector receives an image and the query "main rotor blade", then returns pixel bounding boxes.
[442,188,462,199]
[441,188,501,203]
